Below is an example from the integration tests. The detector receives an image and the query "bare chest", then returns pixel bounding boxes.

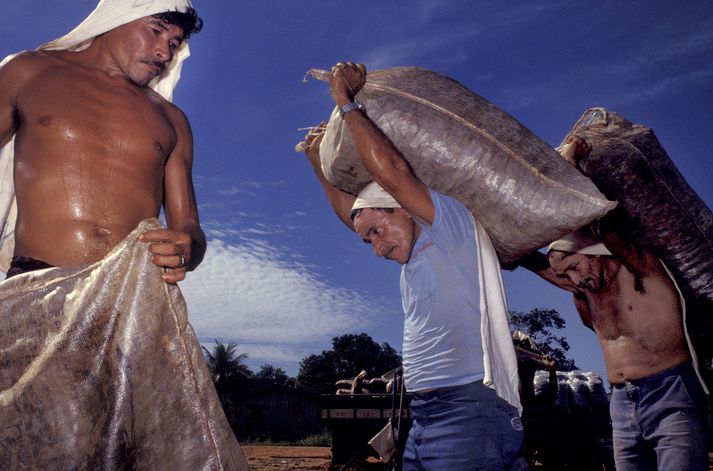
[585,272,682,340]
[16,66,176,167]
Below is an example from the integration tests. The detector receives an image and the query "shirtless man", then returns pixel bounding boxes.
[0,6,252,469]
[521,137,709,470]
[0,6,204,283]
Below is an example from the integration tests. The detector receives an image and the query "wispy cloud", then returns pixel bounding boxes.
[614,67,713,106]
[181,237,393,374]
[360,1,570,69]
[217,180,285,197]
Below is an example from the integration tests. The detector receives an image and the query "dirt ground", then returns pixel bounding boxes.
[242,446,713,471]
[242,446,387,471]
[242,446,332,471]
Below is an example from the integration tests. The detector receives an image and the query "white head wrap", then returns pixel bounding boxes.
[37,0,195,101]
[351,181,401,215]
[547,229,612,256]
[0,0,196,272]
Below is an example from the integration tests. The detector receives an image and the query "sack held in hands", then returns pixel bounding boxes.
[561,107,713,305]
[306,67,615,265]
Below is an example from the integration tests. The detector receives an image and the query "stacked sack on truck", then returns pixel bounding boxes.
[304,67,616,265]
[533,370,609,413]
[528,370,613,469]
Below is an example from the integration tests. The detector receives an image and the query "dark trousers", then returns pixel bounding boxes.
[5,256,54,279]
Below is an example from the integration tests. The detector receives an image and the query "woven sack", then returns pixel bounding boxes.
[307,67,615,264]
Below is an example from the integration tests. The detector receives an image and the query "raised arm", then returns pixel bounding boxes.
[518,250,581,294]
[594,210,662,281]
[557,135,660,278]
[140,104,205,284]
[329,62,434,225]
[517,251,594,331]
[299,125,357,230]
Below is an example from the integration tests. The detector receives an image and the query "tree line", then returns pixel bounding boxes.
[203,307,577,394]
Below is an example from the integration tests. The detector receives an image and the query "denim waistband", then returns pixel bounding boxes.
[611,361,693,389]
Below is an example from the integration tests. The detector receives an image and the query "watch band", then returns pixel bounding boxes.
[338,100,365,118]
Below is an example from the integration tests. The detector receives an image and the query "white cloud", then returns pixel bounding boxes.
[181,237,391,375]
[218,186,246,196]
[359,1,570,70]
[216,180,287,197]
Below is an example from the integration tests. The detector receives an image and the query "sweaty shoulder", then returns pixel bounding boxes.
[133,83,191,158]
[166,98,189,128]
[161,96,192,144]
[0,50,61,86]
[0,51,75,105]
[140,83,188,126]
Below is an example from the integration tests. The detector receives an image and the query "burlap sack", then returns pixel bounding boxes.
[306,67,616,264]
[0,219,248,470]
[559,108,713,393]
[560,107,713,304]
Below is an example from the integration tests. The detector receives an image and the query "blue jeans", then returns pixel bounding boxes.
[404,381,524,470]
[610,362,709,471]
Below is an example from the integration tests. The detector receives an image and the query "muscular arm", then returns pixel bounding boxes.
[163,106,205,270]
[595,211,661,281]
[557,136,660,279]
[573,292,595,331]
[517,251,595,330]
[330,62,434,225]
[141,104,205,283]
[518,250,581,294]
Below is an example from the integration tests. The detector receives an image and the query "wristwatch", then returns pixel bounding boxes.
[338,100,365,118]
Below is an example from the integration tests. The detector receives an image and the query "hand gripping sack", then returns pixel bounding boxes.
[559,107,713,305]
[307,67,615,265]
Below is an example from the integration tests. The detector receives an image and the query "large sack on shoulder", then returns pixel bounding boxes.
[305,67,615,265]
[560,108,713,304]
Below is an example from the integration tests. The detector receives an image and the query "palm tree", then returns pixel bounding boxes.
[202,340,252,389]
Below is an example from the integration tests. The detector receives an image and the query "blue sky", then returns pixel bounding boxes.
[4,1,712,384]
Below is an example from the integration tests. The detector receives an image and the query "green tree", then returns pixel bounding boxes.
[297,350,337,391]
[255,364,293,387]
[296,333,402,392]
[202,340,253,390]
[510,308,577,371]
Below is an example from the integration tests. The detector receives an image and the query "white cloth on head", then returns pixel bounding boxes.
[37,0,194,101]
[351,181,402,213]
[547,228,612,256]
[0,0,194,273]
